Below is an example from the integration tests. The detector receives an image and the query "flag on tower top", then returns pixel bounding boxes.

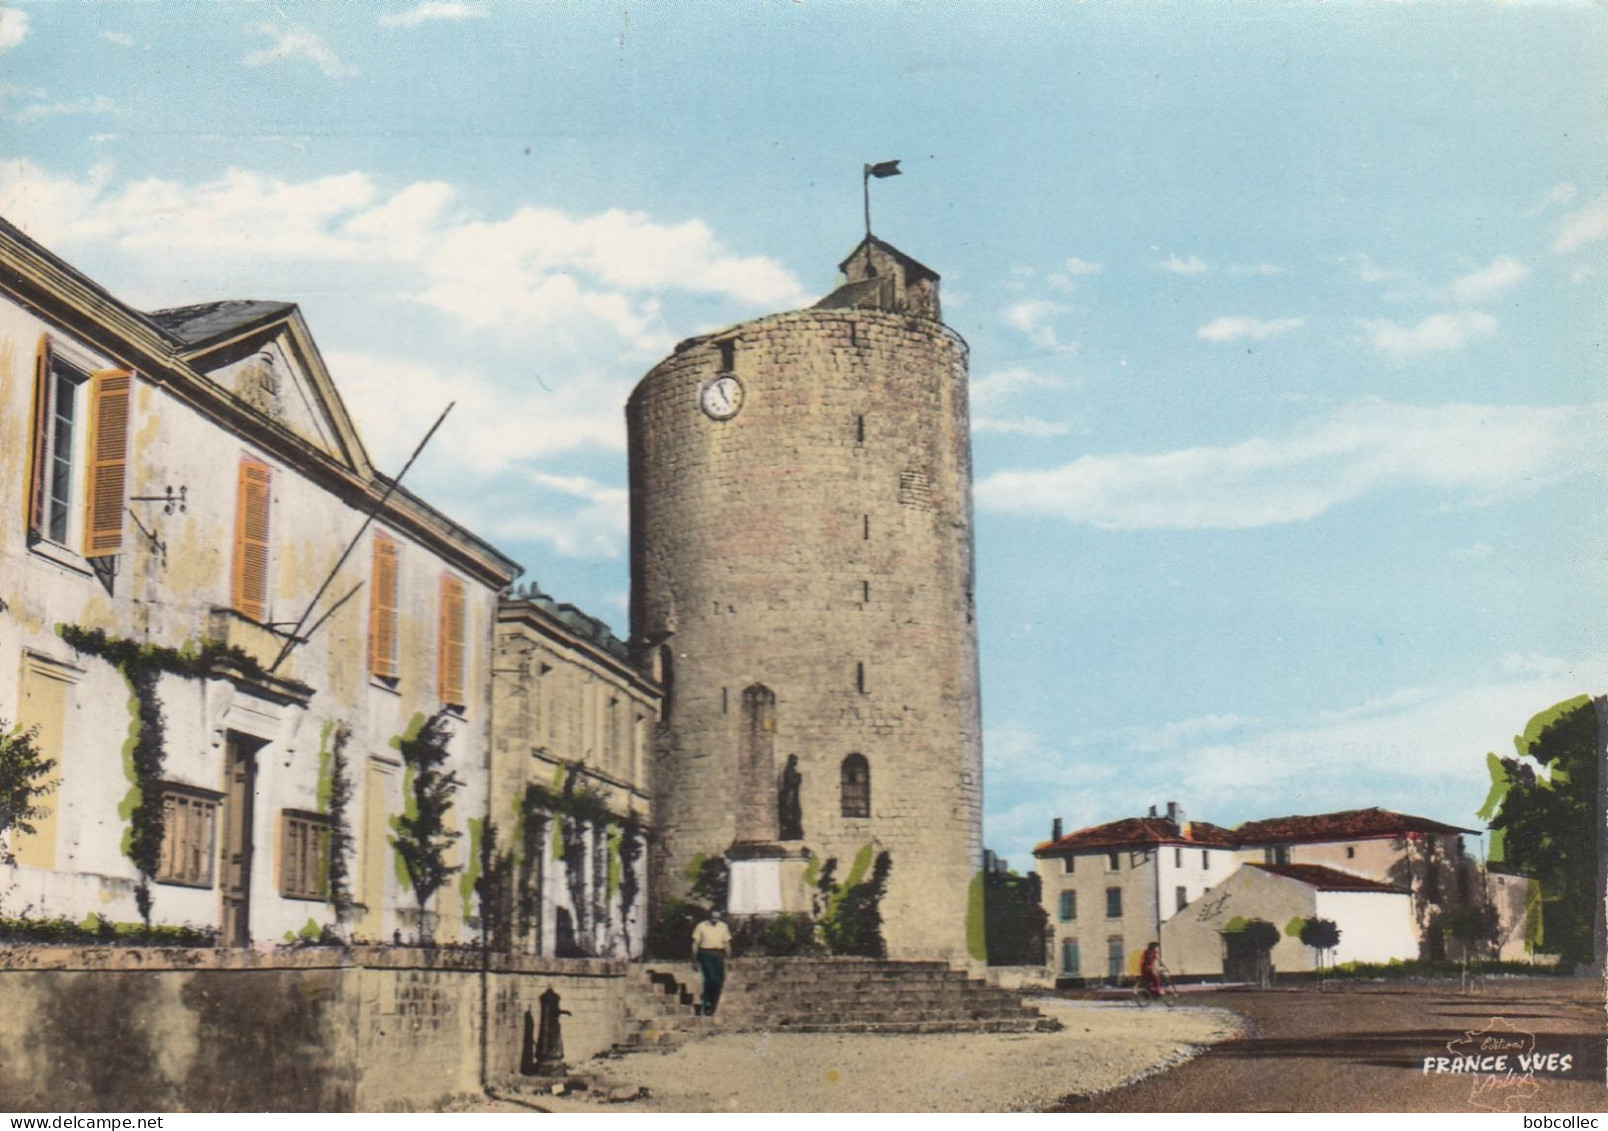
[866,160,902,178]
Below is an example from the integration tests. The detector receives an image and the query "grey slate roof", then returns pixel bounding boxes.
[145,300,298,348]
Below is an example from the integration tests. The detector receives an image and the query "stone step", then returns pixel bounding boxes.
[759,1018,1053,1035]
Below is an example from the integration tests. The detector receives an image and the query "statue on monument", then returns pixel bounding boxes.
[778,754,803,842]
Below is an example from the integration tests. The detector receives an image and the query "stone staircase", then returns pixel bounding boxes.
[610,965,719,1053]
[645,957,1058,1035]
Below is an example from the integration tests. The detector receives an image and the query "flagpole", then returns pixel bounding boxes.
[863,164,874,274]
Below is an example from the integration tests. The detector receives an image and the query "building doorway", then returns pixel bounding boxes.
[219,734,260,946]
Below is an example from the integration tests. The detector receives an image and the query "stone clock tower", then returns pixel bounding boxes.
[627,237,983,961]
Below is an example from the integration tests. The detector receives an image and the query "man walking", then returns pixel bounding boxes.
[691,908,732,1017]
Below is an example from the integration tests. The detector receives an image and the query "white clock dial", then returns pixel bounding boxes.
[699,374,744,420]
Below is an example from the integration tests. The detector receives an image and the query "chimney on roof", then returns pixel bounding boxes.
[1148,804,1158,818]
[1051,817,1063,842]
[1167,802,1189,837]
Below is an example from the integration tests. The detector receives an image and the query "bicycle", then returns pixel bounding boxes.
[1132,968,1177,1008]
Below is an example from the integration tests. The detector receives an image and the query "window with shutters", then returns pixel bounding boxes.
[232,458,273,622]
[1106,887,1122,918]
[1061,939,1080,977]
[24,337,131,560]
[368,532,400,680]
[438,573,467,706]
[156,786,221,888]
[280,810,332,900]
[1058,891,1076,922]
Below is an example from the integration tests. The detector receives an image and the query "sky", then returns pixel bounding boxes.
[2,1,1604,869]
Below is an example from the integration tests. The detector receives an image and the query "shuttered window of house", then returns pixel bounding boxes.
[437,573,466,705]
[232,458,272,622]
[83,370,133,556]
[369,532,399,679]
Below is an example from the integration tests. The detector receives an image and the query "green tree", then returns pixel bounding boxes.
[0,721,57,865]
[1478,695,1601,966]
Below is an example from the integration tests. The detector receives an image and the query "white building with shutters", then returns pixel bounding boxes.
[0,218,519,947]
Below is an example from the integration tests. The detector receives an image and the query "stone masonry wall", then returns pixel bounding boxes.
[0,947,628,1112]
[628,306,983,961]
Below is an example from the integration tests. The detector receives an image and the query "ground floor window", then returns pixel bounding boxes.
[1107,936,1124,980]
[1061,939,1080,976]
[280,809,332,900]
[157,786,221,887]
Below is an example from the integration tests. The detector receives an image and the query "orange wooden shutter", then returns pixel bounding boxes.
[369,533,399,678]
[83,369,133,556]
[24,337,51,535]
[232,458,272,622]
[437,573,466,704]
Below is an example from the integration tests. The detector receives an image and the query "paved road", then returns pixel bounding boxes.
[1053,978,1606,1113]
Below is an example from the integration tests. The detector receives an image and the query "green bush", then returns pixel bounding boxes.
[731,913,818,956]
[0,915,217,947]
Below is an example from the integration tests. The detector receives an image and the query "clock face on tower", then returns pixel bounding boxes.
[698,374,744,421]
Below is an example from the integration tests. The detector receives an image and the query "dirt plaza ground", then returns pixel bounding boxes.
[462,976,1604,1113]
[1061,977,1606,1114]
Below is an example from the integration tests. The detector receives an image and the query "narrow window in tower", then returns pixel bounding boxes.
[856,661,866,694]
[841,754,870,818]
[862,514,870,540]
[658,645,675,724]
[861,580,870,604]
[722,687,729,714]
[856,414,865,443]
[716,338,736,373]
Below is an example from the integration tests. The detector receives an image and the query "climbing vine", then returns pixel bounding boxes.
[812,844,892,958]
[320,722,355,918]
[389,709,463,940]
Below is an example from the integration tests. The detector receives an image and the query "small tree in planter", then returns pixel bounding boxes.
[1299,917,1342,986]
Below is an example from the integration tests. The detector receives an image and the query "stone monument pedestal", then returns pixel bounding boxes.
[726,842,811,916]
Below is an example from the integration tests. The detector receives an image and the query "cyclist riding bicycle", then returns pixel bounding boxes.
[1140,941,1164,997]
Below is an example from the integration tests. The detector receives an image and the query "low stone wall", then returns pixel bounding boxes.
[0,946,628,1112]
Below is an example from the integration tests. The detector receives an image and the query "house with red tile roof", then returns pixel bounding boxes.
[1034,802,1532,983]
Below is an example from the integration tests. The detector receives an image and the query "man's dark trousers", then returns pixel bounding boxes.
[698,951,726,1016]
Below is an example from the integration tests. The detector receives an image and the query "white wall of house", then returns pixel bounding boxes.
[1314,889,1418,965]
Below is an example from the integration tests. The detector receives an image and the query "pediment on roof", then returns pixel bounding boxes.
[161,306,373,478]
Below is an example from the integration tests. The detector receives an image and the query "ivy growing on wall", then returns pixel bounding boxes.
[319,722,355,918]
[812,844,892,958]
[57,626,269,926]
[389,709,462,940]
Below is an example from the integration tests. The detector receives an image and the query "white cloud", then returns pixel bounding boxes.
[969,365,1062,408]
[13,95,124,124]
[0,6,27,50]
[1001,299,1076,352]
[242,23,358,78]
[1158,253,1209,275]
[1361,311,1497,358]
[1230,263,1286,276]
[1554,193,1608,254]
[99,30,136,47]
[1528,182,1577,215]
[975,398,1602,531]
[380,2,487,27]
[985,665,1604,864]
[1338,252,1405,285]
[973,416,1074,437]
[1446,255,1530,305]
[0,161,806,353]
[1063,256,1103,276]
[1196,316,1305,343]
